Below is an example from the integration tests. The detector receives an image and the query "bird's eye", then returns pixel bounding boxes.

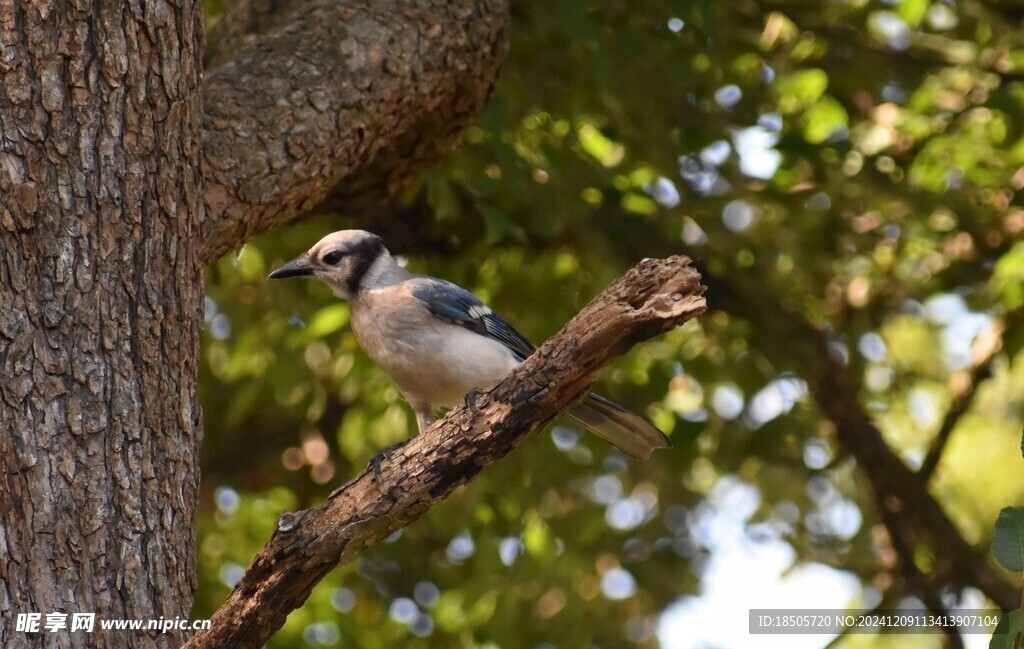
[322,251,343,266]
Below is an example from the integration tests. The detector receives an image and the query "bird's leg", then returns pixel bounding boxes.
[370,403,435,481]
[414,404,436,434]
[463,389,481,413]
[369,439,411,481]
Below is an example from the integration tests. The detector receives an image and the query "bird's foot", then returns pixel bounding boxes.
[463,389,481,412]
[369,439,410,482]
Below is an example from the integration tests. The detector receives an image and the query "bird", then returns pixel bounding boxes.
[268,230,671,459]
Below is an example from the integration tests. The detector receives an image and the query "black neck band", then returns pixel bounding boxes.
[346,237,386,294]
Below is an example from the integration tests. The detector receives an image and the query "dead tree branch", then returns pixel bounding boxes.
[183,256,707,649]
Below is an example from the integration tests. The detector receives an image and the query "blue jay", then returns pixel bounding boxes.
[269,230,670,459]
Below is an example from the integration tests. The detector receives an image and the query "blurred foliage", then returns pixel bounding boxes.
[197,0,1024,647]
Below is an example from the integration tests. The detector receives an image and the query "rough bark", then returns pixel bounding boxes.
[204,0,298,67]
[200,0,510,264]
[184,256,707,649]
[0,1,204,647]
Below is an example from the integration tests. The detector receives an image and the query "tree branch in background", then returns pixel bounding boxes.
[882,502,966,649]
[919,306,1024,480]
[183,257,707,649]
[918,338,998,481]
[713,268,1019,610]
[199,0,509,264]
[597,218,1016,608]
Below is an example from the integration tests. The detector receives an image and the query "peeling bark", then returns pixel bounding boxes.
[184,256,707,649]
[0,1,204,647]
[200,0,510,264]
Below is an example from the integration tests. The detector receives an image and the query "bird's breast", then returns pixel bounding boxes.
[350,289,519,408]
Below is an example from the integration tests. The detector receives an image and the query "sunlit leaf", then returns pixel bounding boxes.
[777,69,828,113]
[306,304,349,339]
[802,96,849,144]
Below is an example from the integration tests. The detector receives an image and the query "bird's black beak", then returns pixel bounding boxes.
[268,255,314,279]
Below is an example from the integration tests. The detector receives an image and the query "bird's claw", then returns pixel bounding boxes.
[463,389,480,412]
[369,439,410,482]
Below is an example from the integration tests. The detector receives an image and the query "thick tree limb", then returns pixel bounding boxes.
[183,257,706,648]
[200,0,509,264]
[204,0,299,67]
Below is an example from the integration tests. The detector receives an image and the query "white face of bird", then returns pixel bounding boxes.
[268,230,387,299]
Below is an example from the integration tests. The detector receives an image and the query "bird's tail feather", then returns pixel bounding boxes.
[566,393,671,460]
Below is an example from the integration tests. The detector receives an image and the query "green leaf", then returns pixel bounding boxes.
[897,0,929,27]
[992,507,1024,572]
[234,244,266,281]
[577,122,625,167]
[991,242,1024,311]
[801,96,849,144]
[466,590,499,626]
[433,591,467,632]
[777,69,828,113]
[523,511,556,561]
[621,192,658,215]
[989,610,1024,649]
[306,303,349,339]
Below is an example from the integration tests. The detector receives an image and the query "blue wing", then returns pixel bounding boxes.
[410,278,535,361]
[410,277,670,458]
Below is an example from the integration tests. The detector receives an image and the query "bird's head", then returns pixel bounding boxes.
[268,230,390,299]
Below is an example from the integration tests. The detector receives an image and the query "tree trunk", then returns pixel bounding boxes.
[0,1,203,647]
